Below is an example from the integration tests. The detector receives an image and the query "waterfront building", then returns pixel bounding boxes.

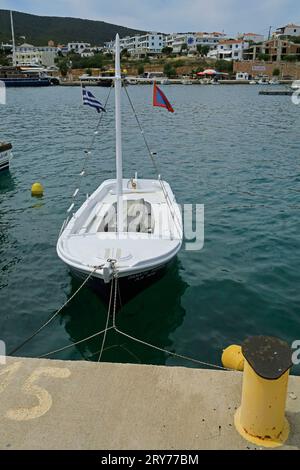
[243,38,300,62]
[14,43,58,67]
[105,33,165,57]
[216,39,249,60]
[165,31,226,54]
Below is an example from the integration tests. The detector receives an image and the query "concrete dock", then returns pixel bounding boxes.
[0,357,299,450]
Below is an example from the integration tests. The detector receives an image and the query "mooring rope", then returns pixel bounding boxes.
[111,270,231,372]
[9,265,103,356]
[97,274,114,362]
[38,326,114,359]
[16,263,232,371]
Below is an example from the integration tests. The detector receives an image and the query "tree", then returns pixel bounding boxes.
[85,68,92,76]
[162,46,173,55]
[57,58,69,77]
[121,48,129,58]
[196,45,210,56]
[215,59,233,73]
[180,43,188,54]
[272,68,280,77]
[137,64,144,76]
[164,62,176,78]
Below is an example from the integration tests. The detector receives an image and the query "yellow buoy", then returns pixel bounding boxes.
[222,344,244,371]
[31,182,44,197]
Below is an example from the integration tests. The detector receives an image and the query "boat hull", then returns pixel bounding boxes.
[70,261,171,307]
[0,150,10,172]
[1,78,51,87]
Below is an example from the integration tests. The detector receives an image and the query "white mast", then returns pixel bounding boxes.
[115,34,123,233]
[10,10,16,67]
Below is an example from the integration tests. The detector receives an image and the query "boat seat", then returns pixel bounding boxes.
[98,199,154,233]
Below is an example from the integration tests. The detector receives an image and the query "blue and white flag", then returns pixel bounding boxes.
[82,87,106,113]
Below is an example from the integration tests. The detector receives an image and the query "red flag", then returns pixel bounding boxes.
[153,82,174,113]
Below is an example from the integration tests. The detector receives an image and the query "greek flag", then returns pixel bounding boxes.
[82,87,106,113]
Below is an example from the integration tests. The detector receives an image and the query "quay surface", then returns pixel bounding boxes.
[0,357,299,450]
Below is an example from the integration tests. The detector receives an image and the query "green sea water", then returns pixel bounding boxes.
[0,84,299,372]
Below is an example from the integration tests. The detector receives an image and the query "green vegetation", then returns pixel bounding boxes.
[215,59,233,73]
[0,50,10,66]
[163,62,176,78]
[0,9,145,45]
[162,46,173,55]
[56,58,69,77]
[137,64,144,76]
[258,53,270,61]
[282,54,298,62]
[196,45,210,56]
[60,52,104,69]
[272,68,280,76]
[172,59,186,68]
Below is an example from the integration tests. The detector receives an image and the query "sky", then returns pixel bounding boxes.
[0,0,299,36]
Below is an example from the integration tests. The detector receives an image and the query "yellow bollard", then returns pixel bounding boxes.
[234,336,292,448]
[222,345,244,371]
[31,182,44,197]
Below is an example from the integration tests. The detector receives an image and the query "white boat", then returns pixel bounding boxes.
[291,80,300,90]
[181,78,193,85]
[0,142,12,172]
[57,35,183,304]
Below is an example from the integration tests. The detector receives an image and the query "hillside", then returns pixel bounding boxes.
[0,9,146,46]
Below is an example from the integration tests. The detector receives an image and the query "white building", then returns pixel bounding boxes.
[67,42,91,53]
[0,43,13,51]
[194,32,227,50]
[14,43,58,67]
[165,31,226,54]
[105,33,165,56]
[237,33,264,43]
[216,39,249,60]
[275,24,300,37]
[80,49,95,58]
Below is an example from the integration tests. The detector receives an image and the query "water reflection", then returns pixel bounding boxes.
[60,260,188,365]
[0,171,16,193]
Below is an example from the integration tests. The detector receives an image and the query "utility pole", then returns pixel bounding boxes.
[10,10,16,66]
[268,26,272,41]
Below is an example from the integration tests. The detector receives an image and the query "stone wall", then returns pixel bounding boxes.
[234,61,300,79]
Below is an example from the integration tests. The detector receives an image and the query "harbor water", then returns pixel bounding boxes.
[0,85,299,372]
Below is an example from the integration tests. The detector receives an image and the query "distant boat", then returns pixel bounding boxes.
[57,35,183,304]
[0,142,12,172]
[0,66,55,87]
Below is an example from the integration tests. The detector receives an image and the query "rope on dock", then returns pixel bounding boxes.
[8,265,103,356]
